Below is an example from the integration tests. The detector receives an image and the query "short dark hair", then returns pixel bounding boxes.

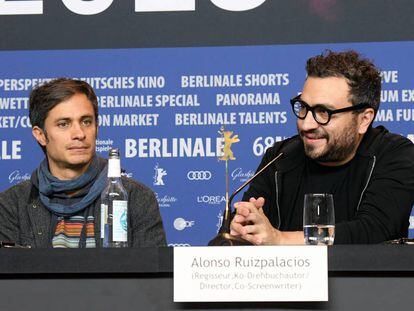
[306,50,381,114]
[29,77,98,130]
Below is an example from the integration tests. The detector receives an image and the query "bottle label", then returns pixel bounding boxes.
[113,200,128,242]
[100,203,108,239]
[108,158,121,178]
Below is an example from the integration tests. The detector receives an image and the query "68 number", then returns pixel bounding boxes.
[253,136,284,156]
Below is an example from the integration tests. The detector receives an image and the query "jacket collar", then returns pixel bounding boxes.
[356,125,387,157]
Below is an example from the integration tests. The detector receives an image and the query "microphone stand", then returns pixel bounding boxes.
[208,152,284,246]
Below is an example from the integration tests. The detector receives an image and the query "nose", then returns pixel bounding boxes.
[298,110,319,132]
[71,122,86,140]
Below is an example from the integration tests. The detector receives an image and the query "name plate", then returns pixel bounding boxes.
[174,246,328,302]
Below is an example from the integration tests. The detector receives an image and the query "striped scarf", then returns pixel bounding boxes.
[35,156,108,248]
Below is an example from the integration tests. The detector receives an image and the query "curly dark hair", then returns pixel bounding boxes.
[306,50,381,114]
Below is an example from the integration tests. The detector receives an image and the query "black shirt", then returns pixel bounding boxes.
[286,157,355,230]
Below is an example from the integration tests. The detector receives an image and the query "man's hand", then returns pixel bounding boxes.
[230,197,280,245]
[230,197,305,245]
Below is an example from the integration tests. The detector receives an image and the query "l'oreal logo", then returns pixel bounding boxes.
[196,195,226,205]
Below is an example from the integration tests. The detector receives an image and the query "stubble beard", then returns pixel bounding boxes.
[300,117,360,163]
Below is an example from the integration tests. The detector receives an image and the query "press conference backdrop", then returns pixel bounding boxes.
[0,0,413,245]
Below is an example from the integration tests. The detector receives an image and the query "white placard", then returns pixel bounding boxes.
[174,246,328,302]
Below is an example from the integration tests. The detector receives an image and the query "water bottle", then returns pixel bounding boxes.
[101,148,128,247]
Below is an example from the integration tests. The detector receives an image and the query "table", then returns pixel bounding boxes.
[1,245,413,310]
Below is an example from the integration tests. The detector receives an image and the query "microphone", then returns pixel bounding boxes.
[208,139,299,246]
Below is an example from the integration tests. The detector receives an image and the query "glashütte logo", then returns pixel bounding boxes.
[8,170,30,184]
[173,218,195,231]
[197,195,226,205]
[155,192,177,208]
[231,167,254,183]
[153,163,167,186]
[187,170,212,181]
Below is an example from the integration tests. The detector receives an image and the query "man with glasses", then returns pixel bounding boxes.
[230,50,414,244]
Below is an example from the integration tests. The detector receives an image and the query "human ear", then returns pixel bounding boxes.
[32,126,47,146]
[358,108,375,135]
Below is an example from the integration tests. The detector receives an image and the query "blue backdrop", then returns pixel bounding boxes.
[0,41,413,245]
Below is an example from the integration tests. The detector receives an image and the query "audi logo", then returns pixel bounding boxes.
[168,243,191,247]
[187,171,212,181]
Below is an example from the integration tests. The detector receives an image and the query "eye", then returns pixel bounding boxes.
[82,118,93,126]
[314,106,330,122]
[57,121,69,128]
[314,106,329,115]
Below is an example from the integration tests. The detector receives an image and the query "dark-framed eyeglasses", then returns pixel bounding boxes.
[290,95,370,125]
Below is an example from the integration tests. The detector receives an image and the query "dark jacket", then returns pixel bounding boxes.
[242,126,414,244]
[0,177,167,248]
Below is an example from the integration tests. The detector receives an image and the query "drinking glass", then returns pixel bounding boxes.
[303,193,335,245]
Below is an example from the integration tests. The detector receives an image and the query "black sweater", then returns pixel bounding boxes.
[242,126,414,244]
